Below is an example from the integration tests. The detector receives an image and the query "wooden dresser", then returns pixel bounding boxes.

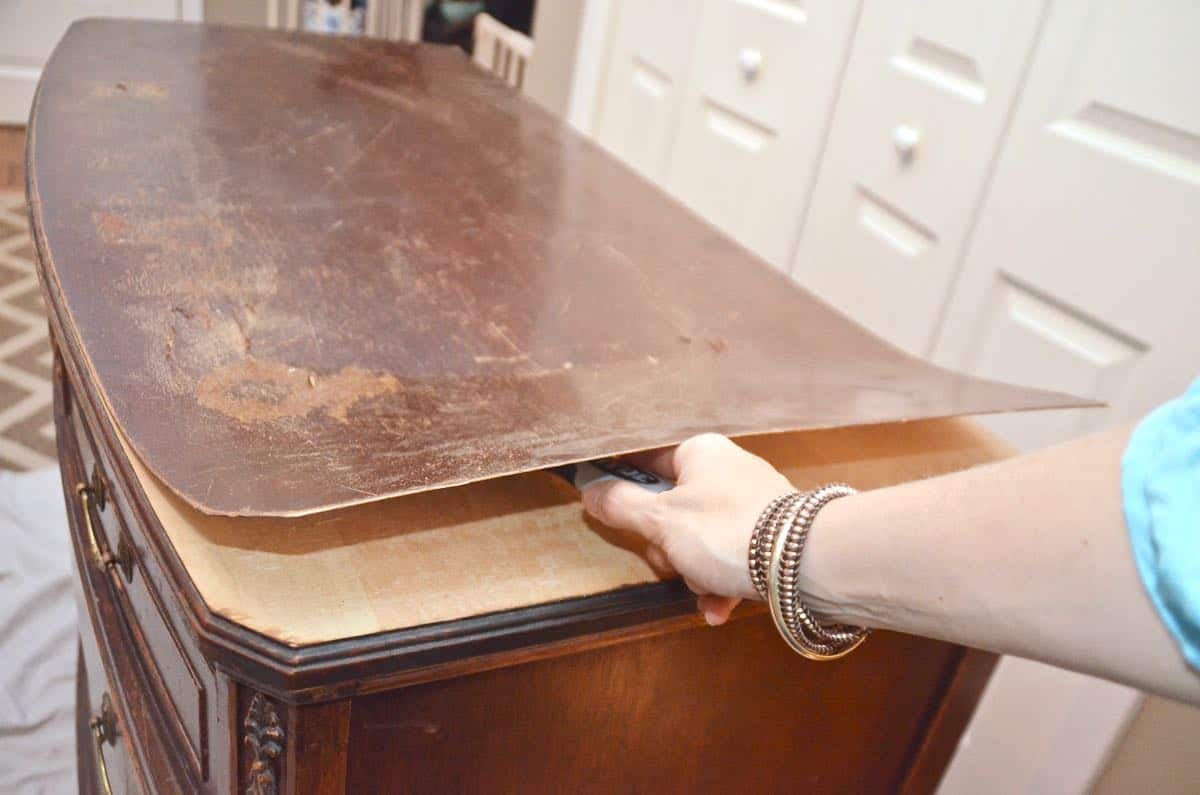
[27,20,1031,794]
[53,354,1007,794]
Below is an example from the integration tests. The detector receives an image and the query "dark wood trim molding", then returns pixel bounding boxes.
[899,648,999,794]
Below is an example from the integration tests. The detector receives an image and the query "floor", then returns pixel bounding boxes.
[0,467,75,793]
[0,126,56,470]
[0,125,22,191]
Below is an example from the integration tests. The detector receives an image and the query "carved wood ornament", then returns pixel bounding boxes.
[244,692,285,795]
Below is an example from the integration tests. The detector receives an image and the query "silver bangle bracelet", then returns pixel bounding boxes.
[749,483,869,660]
[749,492,801,600]
[747,493,793,600]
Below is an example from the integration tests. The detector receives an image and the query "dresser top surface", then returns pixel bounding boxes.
[29,19,1078,518]
[115,414,1007,647]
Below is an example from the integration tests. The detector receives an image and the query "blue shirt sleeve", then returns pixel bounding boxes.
[1122,378,1200,673]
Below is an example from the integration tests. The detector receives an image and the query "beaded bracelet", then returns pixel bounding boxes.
[749,484,869,660]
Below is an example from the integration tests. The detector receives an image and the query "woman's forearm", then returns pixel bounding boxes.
[582,425,1198,704]
[799,425,1200,704]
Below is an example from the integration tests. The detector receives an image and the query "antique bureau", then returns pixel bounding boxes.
[27,19,1041,795]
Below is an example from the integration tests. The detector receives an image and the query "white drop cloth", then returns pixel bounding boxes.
[0,467,76,793]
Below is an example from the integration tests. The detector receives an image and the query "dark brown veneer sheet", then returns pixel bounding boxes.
[28,21,1088,517]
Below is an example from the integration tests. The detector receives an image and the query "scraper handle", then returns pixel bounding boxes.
[549,458,674,493]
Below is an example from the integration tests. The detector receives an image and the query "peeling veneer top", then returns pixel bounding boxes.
[28,20,1089,517]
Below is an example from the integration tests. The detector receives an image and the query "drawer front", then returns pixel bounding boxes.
[59,363,208,789]
[78,617,137,795]
[792,0,1049,356]
[665,0,862,267]
[69,399,124,568]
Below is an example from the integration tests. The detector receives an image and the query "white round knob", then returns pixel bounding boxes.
[893,124,921,161]
[738,49,762,81]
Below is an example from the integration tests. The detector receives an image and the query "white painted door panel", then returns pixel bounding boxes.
[593,0,703,182]
[0,0,191,124]
[932,0,1200,449]
[791,0,1048,355]
[933,2,1200,791]
[664,0,861,268]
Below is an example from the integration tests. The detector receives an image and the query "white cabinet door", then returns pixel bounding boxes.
[932,0,1200,450]
[0,0,195,124]
[664,0,861,269]
[932,2,1200,791]
[791,0,1048,355]
[593,0,703,183]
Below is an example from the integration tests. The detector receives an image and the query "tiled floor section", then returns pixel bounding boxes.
[0,190,55,470]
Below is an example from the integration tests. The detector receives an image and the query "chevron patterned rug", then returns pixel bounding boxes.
[0,191,55,470]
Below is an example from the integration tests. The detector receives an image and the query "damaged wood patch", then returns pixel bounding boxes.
[197,358,399,424]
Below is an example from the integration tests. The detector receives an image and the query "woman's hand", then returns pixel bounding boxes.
[581,433,794,626]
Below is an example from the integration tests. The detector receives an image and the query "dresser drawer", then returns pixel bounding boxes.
[77,623,137,795]
[58,360,208,791]
[664,0,861,266]
[791,0,1049,355]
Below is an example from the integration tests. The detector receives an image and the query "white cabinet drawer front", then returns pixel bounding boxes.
[666,0,861,268]
[792,0,1048,355]
[684,0,812,134]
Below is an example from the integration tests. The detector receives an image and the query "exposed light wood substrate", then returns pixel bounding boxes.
[121,414,1009,647]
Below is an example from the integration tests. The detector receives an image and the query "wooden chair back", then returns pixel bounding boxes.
[472,13,533,89]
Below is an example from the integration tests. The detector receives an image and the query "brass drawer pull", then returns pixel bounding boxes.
[90,693,119,795]
[77,482,115,572]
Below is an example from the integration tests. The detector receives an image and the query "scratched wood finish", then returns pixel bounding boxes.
[27,19,1083,517]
